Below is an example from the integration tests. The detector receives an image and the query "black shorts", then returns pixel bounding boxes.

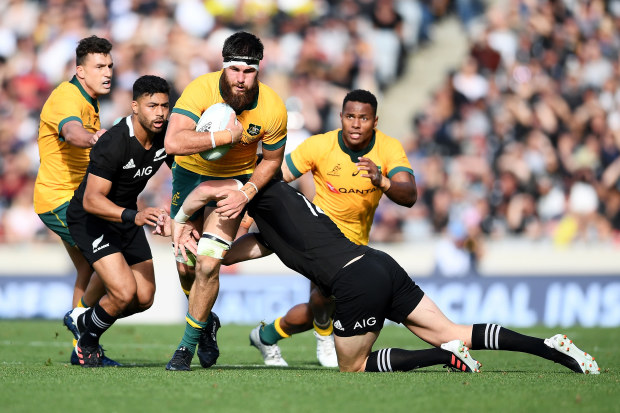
[67,204,152,267]
[331,249,425,337]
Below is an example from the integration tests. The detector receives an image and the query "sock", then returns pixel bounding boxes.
[79,303,117,348]
[259,317,290,345]
[365,348,452,372]
[470,323,582,372]
[178,312,208,354]
[78,297,88,308]
[313,319,333,336]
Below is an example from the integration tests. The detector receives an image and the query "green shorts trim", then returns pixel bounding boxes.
[38,202,75,246]
[170,162,250,221]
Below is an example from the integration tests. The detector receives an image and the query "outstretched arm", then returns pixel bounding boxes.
[221,232,273,266]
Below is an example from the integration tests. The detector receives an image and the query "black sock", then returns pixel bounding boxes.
[365,348,452,372]
[79,303,117,348]
[470,323,582,372]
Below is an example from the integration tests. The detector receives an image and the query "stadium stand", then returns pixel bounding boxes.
[0,0,618,258]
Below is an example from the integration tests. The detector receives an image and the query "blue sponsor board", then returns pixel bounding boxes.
[0,274,618,327]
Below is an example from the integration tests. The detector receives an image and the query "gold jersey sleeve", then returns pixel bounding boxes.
[286,129,413,245]
[172,71,287,177]
[34,77,101,214]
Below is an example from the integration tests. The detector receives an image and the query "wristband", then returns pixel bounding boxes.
[239,189,250,203]
[210,131,216,149]
[174,206,190,223]
[246,182,258,194]
[121,209,138,224]
[225,128,234,144]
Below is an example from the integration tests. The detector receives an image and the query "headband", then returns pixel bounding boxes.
[223,55,260,70]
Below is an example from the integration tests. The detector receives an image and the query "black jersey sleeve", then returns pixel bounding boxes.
[88,133,122,181]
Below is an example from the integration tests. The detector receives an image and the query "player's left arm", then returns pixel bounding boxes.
[82,174,165,226]
[357,156,417,207]
[381,170,417,207]
[215,145,286,219]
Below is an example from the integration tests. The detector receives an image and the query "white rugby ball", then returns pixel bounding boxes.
[196,102,236,161]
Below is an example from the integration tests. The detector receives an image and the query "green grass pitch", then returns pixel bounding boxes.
[0,321,617,413]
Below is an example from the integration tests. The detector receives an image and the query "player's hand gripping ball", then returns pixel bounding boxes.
[196,102,237,161]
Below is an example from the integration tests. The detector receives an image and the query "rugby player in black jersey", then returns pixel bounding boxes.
[66,75,172,367]
[170,179,600,374]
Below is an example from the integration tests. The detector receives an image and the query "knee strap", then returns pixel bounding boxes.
[196,232,232,260]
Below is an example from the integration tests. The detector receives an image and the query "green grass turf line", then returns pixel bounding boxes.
[0,321,617,413]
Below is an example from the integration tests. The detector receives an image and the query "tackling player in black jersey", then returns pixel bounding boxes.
[66,75,172,367]
[170,179,600,374]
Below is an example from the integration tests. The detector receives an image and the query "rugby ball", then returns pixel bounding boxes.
[196,102,236,161]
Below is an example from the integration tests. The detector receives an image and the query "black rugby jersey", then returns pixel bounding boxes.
[71,116,171,211]
[247,180,370,296]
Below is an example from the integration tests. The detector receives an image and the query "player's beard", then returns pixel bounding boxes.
[220,74,259,112]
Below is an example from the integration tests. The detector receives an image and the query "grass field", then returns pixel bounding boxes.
[0,321,617,413]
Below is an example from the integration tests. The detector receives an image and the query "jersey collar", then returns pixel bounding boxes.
[125,115,135,137]
[338,130,376,163]
[69,75,99,113]
[218,71,259,112]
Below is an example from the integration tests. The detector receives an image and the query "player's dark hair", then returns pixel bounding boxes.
[222,31,264,62]
[133,75,170,100]
[343,89,378,116]
[76,36,112,66]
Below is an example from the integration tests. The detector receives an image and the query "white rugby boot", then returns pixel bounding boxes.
[249,325,288,367]
[440,340,481,372]
[314,331,338,367]
[544,334,600,374]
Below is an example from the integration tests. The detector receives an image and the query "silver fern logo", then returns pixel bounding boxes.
[92,234,109,253]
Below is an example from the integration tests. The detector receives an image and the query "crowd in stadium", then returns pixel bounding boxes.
[0,0,619,253]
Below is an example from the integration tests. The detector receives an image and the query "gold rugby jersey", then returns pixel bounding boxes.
[286,129,413,245]
[34,76,101,214]
[172,71,287,177]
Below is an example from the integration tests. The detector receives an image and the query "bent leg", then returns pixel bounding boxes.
[279,303,314,335]
[93,253,138,317]
[334,331,379,372]
[118,259,156,317]
[309,283,334,328]
[277,283,334,336]
[79,253,136,348]
[63,241,95,307]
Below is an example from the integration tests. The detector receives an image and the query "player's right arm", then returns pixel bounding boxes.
[82,173,164,226]
[221,233,273,265]
[60,120,106,148]
[164,112,242,155]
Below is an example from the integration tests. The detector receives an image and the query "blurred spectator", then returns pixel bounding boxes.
[0,0,444,244]
[3,0,620,249]
[390,0,620,247]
